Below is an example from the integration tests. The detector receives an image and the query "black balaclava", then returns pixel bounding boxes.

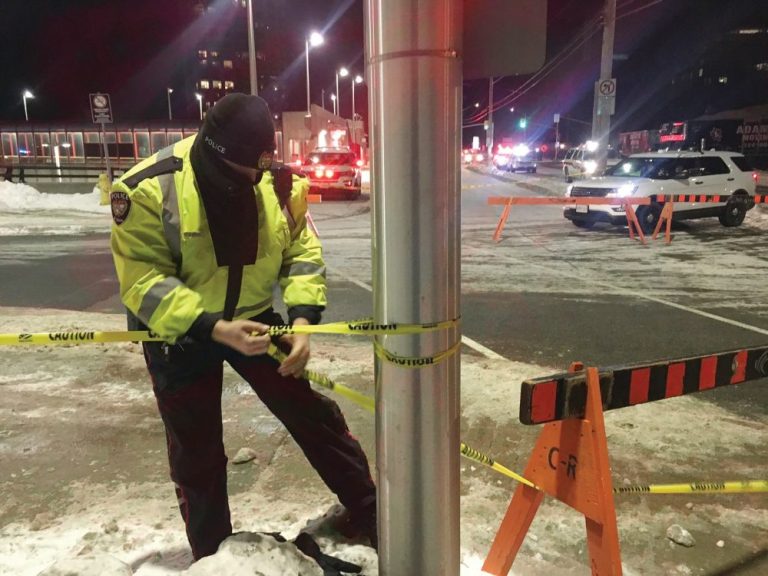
[190,93,276,267]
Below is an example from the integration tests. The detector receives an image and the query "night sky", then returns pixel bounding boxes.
[1,0,766,142]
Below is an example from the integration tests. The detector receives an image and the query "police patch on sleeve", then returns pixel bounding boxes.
[110,191,131,225]
[257,151,274,170]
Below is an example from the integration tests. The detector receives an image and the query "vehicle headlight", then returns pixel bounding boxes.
[607,185,637,198]
[583,160,598,174]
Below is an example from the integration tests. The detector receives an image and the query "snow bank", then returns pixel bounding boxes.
[0,181,108,214]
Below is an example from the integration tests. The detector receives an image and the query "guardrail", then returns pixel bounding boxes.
[1,163,127,183]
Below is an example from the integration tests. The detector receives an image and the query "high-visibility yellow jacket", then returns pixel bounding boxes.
[110,136,326,341]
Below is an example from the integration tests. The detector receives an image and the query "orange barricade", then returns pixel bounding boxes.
[488,196,651,244]
[306,194,322,237]
[483,363,623,575]
[652,201,674,244]
[489,193,766,246]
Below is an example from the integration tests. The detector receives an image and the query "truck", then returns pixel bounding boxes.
[618,129,659,155]
[658,119,743,151]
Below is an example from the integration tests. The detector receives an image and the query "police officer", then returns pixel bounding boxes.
[110,93,376,560]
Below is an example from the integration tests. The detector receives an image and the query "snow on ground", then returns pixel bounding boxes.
[0,181,110,236]
[1,181,766,575]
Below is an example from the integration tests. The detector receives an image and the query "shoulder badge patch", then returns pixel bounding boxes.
[257,151,274,170]
[110,191,131,225]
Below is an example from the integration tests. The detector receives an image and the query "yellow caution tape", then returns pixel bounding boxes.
[264,317,459,336]
[459,442,540,490]
[614,480,768,495]
[0,318,459,347]
[266,343,375,413]
[373,339,462,368]
[0,330,164,346]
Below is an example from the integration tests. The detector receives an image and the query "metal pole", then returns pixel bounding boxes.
[100,121,113,182]
[591,0,616,157]
[351,81,356,120]
[365,0,461,573]
[486,77,494,159]
[322,89,326,110]
[167,88,173,121]
[305,39,311,116]
[335,73,340,117]
[247,0,258,95]
[23,95,29,122]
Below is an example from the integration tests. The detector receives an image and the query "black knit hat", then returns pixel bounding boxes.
[197,93,275,169]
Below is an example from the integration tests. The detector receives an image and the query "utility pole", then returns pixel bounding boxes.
[486,77,494,159]
[365,0,461,573]
[591,0,616,166]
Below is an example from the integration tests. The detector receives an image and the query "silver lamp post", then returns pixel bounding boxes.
[305,31,324,116]
[22,90,34,122]
[335,67,348,117]
[195,93,203,121]
[351,74,363,119]
[167,88,174,121]
[330,93,337,116]
[246,0,258,95]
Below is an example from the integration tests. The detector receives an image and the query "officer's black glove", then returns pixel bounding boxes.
[266,532,363,575]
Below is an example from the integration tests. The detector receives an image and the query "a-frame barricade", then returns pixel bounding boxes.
[652,200,674,244]
[622,202,645,245]
[482,363,623,575]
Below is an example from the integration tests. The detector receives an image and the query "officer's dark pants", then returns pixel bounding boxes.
[143,336,376,560]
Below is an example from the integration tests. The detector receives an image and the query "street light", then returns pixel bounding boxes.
[246,0,258,95]
[195,93,203,121]
[335,67,348,117]
[22,90,34,122]
[305,31,324,116]
[351,74,363,120]
[167,88,174,121]
[330,93,337,116]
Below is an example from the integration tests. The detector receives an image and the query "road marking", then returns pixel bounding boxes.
[338,274,506,360]
[500,252,768,338]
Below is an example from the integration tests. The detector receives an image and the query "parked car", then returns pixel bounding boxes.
[493,144,537,173]
[562,142,621,182]
[563,150,758,232]
[300,148,362,200]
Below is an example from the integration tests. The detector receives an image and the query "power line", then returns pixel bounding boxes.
[465,0,667,125]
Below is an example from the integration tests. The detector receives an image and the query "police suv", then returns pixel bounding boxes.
[563,150,757,232]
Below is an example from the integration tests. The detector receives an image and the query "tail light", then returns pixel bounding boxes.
[753,172,759,184]
[324,169,335,178]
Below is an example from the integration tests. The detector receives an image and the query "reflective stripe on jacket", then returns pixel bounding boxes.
[110,135,326,341]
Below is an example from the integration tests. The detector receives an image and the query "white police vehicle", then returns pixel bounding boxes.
[563,150,757,232]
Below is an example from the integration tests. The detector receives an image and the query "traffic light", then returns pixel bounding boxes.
[518,117,527,129]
